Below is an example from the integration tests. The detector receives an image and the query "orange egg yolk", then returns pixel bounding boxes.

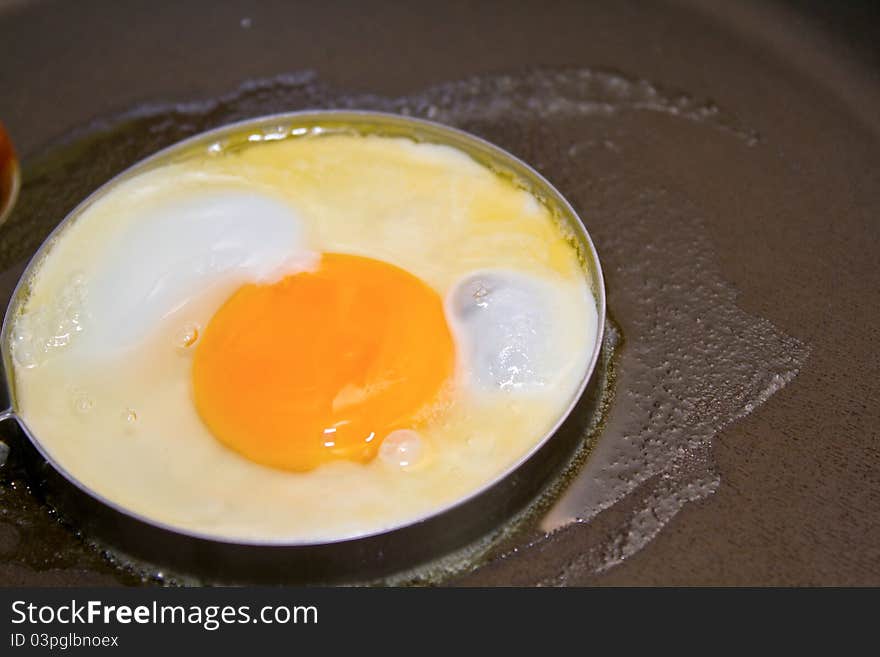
[192,253,455,471]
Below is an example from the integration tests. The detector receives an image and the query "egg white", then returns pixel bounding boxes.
[10,134,598,541]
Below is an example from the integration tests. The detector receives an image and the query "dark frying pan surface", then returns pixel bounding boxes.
[0,0,878,585]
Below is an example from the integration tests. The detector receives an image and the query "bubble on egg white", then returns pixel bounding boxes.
[10,324,37,369]
[173,322,201,351]
[70,390,94,415]
[448,271,564,392]
[379,429,424,468]
[121,408,139,433]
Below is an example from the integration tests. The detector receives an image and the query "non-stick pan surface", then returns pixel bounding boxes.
[0,0,878,585]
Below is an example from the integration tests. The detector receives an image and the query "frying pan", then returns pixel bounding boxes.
[0,0,878,586]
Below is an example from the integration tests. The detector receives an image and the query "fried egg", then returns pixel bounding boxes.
[9,131,598,541]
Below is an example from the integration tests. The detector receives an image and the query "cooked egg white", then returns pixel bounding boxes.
[10,133,598,541]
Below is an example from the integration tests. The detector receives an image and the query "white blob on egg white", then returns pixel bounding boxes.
[71,191,315,358]
[446,270,596,395]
